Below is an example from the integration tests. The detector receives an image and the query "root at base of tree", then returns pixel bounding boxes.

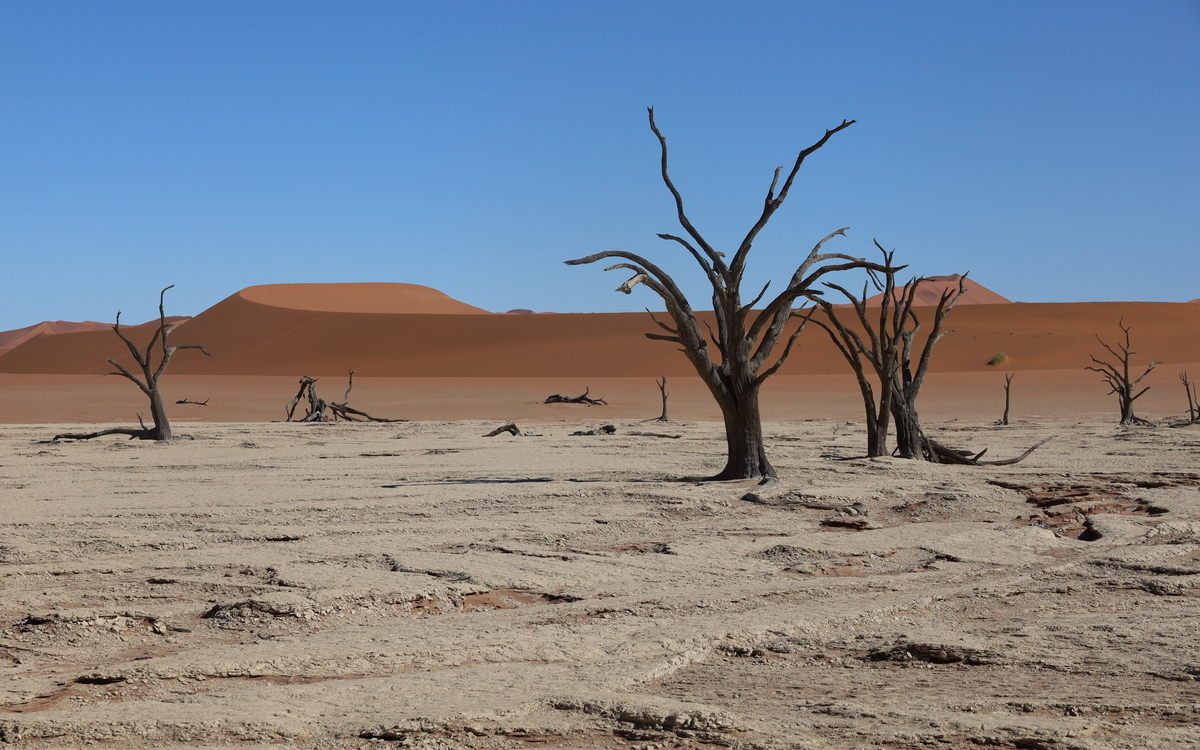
[54,415,157,442]
[920,435,1055,466]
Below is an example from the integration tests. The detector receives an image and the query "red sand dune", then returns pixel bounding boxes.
[1,282,1198,381]
[239,282,490,314]
[860,274,1012,306]
[0,317,190,357]
[0,320,110,355]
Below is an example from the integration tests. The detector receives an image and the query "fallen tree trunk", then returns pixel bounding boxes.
[545,387,607,406]
[483,423,522,437]
[54,426,153,442]
[570,425,616,436]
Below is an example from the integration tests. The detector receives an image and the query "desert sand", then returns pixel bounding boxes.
[2,282,1199,748]
[2,417,1199,749]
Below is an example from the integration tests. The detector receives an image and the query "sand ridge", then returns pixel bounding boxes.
[238,282,493,315]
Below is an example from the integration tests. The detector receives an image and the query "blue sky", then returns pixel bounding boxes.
[2,1,1198,329]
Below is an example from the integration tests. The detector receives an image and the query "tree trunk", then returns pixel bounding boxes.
[148,389,173,441]
[714,386,774,479]
[1119,395,1135,425]
[891,401,925,459]
[865,410,889,458]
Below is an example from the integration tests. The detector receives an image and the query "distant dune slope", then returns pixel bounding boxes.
[0,320,110,355]
[862,274,1012,306]
[240,282,492,314]
[1,283,1198,377]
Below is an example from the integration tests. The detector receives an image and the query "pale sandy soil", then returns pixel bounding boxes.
[2,416,1199,749]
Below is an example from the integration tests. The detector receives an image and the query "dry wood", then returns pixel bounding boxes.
[570,425,616,436]
[544,387,607,406]
[483,423,522,437]
[285,371,404,423]
[921,436,1054,466]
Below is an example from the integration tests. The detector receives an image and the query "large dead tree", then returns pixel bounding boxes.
[55,286,209,442]
[807,245,966,459]
[567,108,891,479]
[1086,320,1159,425]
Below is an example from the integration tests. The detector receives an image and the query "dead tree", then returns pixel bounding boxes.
[567,108,890,479]
[806,245,965,459]
[1001,373,1014,426]
[651,377,669,422]
[1180,371,1198,423]
[54,285,210,442]
[809,254,1049,464]
[1086,320,1159,425]
[284,371,403,423]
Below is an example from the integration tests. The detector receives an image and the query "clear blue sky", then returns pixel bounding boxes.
[2,1,1198,329]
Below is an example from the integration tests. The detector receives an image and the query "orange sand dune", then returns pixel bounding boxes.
[240,282,491,314]
[0,320,110,355]
[1,284,1198,382]
[861,274,1012,306]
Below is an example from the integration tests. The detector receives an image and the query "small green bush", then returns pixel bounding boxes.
[987,352,1008,366]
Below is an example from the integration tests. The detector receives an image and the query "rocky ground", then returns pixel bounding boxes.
[1,417,1198,749]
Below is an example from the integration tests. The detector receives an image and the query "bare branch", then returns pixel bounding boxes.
[729,121,856,284]
[647,107,727,274]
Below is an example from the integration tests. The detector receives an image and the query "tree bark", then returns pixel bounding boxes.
[891,400,926,460]
[148,389,172,441]
[715,386,774,479]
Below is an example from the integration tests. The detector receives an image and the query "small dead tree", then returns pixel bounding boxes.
[284,371,403,423]
[809,255,1049,464]
[1180,371,1199,423]
[1086,320,1159,425]
[651,377,669,422]
[54,285,210,442]
[567,108,889,479]
[1001,373,1014,426]
[806,245,965,459]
